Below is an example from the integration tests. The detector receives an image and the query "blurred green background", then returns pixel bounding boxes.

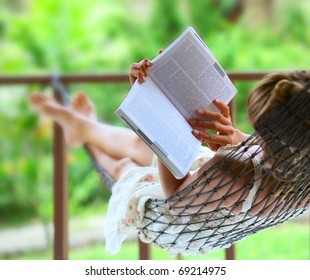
[0,0,309,260]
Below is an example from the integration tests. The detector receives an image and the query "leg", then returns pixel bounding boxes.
[29,93,154,166]
[82,121,154,166]
[69,94,142,181]
[87,144,140,181]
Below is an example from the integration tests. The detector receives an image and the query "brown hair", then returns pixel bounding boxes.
[247,70,310,128]
[246,70,310,197]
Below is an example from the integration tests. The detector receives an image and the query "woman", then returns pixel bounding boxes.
[29,61,310,256]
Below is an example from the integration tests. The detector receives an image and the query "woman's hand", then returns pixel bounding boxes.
[189,100,249,151]
[129,50,163,86]
[129,58,154,86]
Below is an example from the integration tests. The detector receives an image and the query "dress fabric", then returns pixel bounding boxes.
[104,146,215,255]
[103,145,301,256]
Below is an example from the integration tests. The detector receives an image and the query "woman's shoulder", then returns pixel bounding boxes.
[216,143,263,163]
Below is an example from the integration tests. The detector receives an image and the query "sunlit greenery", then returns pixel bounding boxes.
[0,0,309,240]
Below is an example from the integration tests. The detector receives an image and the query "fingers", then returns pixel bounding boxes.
[192,130,234,146]
[189,102,237,149]
[130,59,153,71]
[213,99,230,118]
[139,59,152,76]
[129,52,160,85]
[193,108,232,126]
[129,59,154,85]
[130,69,146,83]
[189,119,234,135]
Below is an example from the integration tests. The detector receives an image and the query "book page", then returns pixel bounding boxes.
[116,77,201,178]
[116,27,235,178]
[150,27,237,120]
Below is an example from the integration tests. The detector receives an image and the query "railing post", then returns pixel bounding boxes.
[139,240,151,260]
[53,90,68,260]
[225,245,236,260]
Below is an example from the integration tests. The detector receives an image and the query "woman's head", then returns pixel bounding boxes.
[247,70,310,128]
[246,70,310,185]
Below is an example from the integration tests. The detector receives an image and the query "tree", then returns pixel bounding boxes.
[241,0,274,27]
[148,0,185,46]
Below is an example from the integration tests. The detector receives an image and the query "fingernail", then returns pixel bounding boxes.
[189,119,196,125]
[197,109,203,115]
[193,129,199,135]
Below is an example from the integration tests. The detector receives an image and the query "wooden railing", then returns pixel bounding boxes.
[0,71,270,260]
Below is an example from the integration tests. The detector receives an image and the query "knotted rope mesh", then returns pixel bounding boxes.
[137,81,310,255]
[53,78,309,256]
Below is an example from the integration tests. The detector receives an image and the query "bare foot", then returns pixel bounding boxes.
[29,93,86,147]
[70,92,97,120]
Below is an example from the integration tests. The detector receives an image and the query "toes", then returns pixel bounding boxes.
[29,93,55,105]
[29,93,48,106]
[69,92,96,120]
[71,92,84,109]
[80,94,95,111]
[76,92,91,108]
[71,92,93,110]
[76,92,87,102]
[29,93,40,103]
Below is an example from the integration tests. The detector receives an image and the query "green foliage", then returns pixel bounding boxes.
[1,0,147,73]
[148,0,186,46]
[0,89,53,225]
[186,0,237,37]
[0,0,309,226]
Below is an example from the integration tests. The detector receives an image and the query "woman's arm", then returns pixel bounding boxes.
[128,58,250,200]
[170,151,255,214]
[157,160,191,197]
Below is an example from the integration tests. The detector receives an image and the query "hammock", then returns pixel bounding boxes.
[52,77,310,256]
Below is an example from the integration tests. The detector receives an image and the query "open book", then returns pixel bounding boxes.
[116,27,237,179]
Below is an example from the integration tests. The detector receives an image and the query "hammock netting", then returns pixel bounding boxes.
[53,78,310,256]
